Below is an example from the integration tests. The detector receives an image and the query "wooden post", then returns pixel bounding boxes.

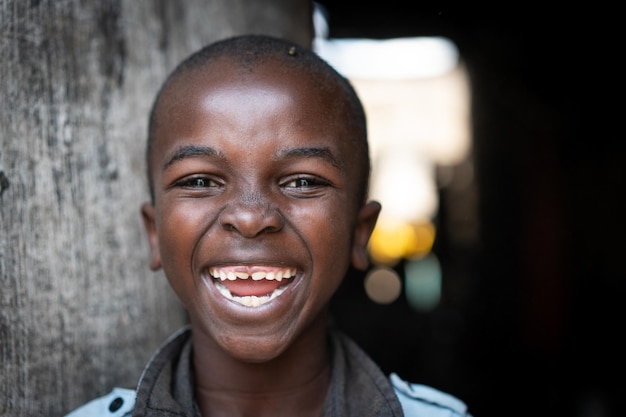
[0,1,312,415]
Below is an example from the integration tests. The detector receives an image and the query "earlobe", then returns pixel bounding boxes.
[141,202,162,271]
[351,200,382,271]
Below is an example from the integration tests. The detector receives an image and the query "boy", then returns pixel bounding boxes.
[65,34,471,417]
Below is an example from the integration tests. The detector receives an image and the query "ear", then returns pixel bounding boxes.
[351,200,382,271]
[141,202,162,271]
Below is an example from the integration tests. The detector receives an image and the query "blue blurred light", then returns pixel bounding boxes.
[404,254,442,311]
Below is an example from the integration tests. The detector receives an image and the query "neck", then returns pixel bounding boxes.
[191,317,332,417]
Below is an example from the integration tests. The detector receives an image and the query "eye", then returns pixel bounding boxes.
[283,176,329,189]
[281,175,333,199]
[175,176,220,189]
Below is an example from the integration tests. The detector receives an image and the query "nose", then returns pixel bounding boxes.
[218,191,284,237]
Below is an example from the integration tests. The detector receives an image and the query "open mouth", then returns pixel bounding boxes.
[208,266,295,307]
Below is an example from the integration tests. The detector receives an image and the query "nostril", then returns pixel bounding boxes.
[260,224,280,234]
[218,203,284,237]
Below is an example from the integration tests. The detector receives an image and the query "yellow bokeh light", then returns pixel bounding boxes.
[368,219,436,265]
[409,222,436,258]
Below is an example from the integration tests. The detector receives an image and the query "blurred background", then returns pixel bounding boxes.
[315,2,624,417]
[1,2,622,416]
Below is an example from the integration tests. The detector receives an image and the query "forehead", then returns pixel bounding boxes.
[160,56,337,113]
[153,56,358,155]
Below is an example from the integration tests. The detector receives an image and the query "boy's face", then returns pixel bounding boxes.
[142,57,380,362]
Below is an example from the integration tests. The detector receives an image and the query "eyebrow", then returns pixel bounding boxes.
[163,145,223,170]
[274,146,342,170]
[162,144,343,171]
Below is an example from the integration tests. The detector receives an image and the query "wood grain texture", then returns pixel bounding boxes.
[0,1,312,415]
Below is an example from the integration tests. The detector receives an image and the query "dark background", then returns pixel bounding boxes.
[319,2,624,417]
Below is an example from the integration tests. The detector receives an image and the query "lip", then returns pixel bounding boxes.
[201,264,302,310]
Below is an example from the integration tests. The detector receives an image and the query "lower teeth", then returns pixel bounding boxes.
[215,281,287,307]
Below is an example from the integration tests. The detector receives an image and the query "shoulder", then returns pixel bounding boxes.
[63,387,136,417]
[63,326,191,417]
[389,373,473,417]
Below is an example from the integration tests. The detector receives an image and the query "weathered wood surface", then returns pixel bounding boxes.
[0,1,312,415]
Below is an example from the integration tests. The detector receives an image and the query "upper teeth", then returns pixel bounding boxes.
[209,268,296,282]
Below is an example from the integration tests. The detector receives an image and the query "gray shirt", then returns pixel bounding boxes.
[64,325,472,417]
[132,325,404,416]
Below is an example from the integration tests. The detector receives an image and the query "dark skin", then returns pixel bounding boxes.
[141,55,381,417]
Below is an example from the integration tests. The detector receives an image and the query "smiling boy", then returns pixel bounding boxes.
[65,34,471,417]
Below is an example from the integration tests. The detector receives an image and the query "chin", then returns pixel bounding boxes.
[221,335,291,364]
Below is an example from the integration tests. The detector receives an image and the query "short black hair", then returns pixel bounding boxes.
[146,34,370,204]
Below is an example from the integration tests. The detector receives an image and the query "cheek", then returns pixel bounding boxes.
[158,204,202,253]
[155,202,210,303]
[297,201,354,276]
